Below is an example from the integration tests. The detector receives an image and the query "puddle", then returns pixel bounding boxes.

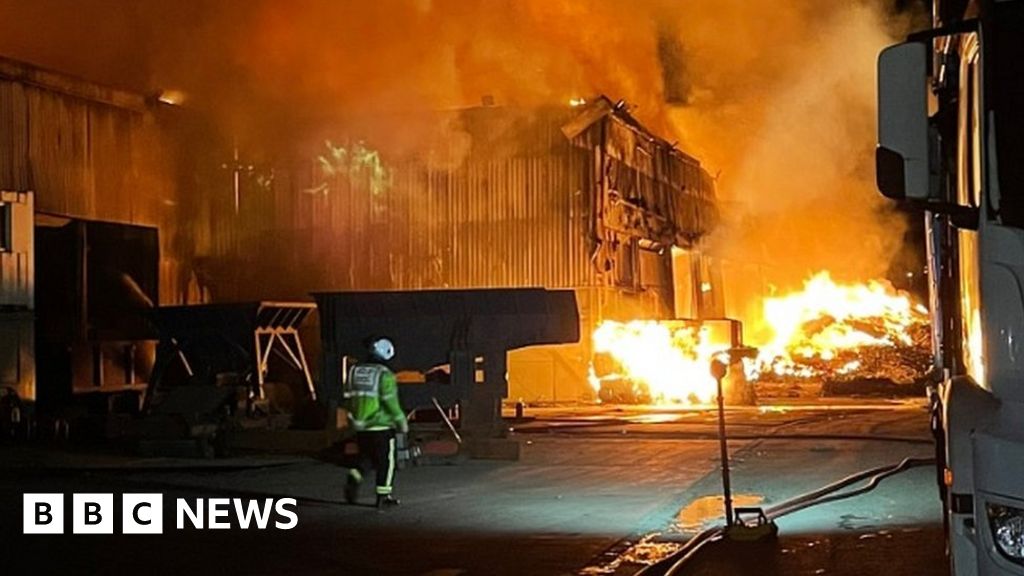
[676,494,764,532]
[581,493,765,574]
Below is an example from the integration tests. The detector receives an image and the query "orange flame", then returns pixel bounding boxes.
[589,272,929,404]
[591,320,729,404]
[751,271,929,378]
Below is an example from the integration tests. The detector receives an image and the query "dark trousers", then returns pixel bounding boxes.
[350,429,397,496]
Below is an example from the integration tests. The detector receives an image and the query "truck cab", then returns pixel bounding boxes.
[877,0,1024,573]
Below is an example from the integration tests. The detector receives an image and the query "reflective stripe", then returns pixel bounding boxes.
[347,469,362,482]
[345,390,378,398]
[384,437,396,490]
[375,485,392,495]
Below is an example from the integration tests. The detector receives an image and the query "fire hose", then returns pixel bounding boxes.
[633,456,937,576]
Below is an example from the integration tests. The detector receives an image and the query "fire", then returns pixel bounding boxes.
[589,272,930,404]
[751,271,930,379]
[591,320,728,404]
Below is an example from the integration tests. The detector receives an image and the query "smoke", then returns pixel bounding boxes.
[0,0,920,306]
[673,2,917,282]
[655,2,921,337]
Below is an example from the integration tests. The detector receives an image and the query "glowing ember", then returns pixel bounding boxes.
[591,320,728,404]
[750,271,930,380]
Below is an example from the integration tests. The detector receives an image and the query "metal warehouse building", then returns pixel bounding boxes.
[0,54,720,409]
[194,97,721,402]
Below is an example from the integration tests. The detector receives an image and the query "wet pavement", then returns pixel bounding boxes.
[678,527,948,576]
[0,400,945,575]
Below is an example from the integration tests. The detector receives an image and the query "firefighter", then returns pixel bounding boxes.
[343,336,408,509]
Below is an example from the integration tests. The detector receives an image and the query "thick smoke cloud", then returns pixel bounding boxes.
[665,2,917,282]
[0,0,921,320]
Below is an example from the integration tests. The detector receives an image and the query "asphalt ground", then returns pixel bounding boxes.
[0,401,946,576]
[673,526,948,576]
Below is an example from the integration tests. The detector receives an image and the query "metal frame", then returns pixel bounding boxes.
[148,301,317,408]
[252,303,316,400]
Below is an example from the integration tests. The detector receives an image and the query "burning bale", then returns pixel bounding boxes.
[589,318,754,405]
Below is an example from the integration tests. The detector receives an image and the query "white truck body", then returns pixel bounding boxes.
[877,1,1024,573]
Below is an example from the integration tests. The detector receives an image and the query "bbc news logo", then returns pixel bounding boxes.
[23,493,298,534]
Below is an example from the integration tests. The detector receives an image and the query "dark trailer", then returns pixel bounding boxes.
[314,287,580,437]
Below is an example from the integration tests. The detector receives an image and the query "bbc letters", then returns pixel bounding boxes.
[23,493,299,534]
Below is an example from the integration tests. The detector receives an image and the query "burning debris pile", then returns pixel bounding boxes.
[588,273,932,405]
[750,272,932,388]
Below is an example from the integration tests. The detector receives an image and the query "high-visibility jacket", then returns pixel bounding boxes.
[344,362,407,432]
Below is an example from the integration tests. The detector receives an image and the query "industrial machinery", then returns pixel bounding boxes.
[35,216,158,415]
[314,287,580,438]
[148,301,316,400]
[876,0,1024,572]
[140,301,318,455]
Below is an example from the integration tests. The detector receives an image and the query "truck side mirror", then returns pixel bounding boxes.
[877,41,930,201]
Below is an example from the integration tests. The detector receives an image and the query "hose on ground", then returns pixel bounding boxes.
[765,457,934,520]
[637,456,937,576]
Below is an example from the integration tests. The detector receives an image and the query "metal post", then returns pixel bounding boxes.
[253,332,265,399]
[715,368,734,527]
[291,332,317,401]
[232,139,241,214]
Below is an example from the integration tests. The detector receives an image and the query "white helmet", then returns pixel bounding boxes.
[370,337,395,361]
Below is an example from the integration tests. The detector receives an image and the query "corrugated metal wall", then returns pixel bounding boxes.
[196,108,603,300]
[315,152,594,291]
[0,73,191,305]
[197,105,714,302]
